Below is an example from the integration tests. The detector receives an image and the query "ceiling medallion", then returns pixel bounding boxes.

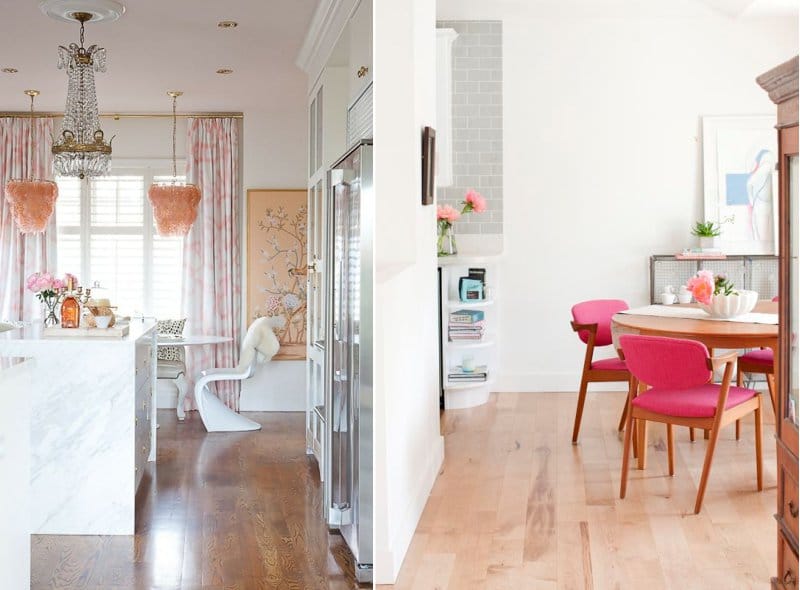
[216,68,234,75]
[147,91,201,237]
[51,10,113,180]
[2,67,19,74]
[217,20,238,28]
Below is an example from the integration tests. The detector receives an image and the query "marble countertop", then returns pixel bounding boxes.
[0,320,156,350]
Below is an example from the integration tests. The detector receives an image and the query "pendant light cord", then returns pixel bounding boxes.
[28,93,34,181]
[172,94,177,180]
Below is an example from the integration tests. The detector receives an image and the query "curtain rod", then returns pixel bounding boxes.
[0,112,244,119]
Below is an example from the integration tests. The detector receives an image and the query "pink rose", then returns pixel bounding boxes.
[26,272,40,291]
[686,273,714,305]
[437,204,461,223]
[463,189,487,213]
[52,278,65,290]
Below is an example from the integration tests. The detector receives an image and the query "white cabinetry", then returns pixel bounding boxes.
[439,257,499,409]
[348,0,373,104]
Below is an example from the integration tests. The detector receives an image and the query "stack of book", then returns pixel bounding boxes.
[448,364,488,383]
[449,309,485,341]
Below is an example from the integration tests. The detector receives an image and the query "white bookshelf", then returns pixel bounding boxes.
[438,256,499,409]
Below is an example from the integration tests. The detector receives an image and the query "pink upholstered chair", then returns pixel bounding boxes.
[736,296,779,429]
[570,299,633,444]
[619,334,763,514]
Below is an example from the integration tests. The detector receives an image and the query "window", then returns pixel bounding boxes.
[55,165,184,319]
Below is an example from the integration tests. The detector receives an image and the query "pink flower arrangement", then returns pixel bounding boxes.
[437,189,487,256]
[685,270,736,305]
[26,272,77,302]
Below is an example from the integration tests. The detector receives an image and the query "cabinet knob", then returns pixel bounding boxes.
[357,66,369,79]
[789,500,799,518]
[135,417,138,426]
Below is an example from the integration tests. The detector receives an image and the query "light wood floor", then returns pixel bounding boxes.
[31,411,360,590]
[383,390,777,590]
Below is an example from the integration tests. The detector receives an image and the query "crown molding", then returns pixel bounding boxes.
[757,56,798,127]
[296,0,360,86]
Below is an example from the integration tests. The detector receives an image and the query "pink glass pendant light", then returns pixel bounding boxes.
[148,91,201,236]
[5,90,58,234]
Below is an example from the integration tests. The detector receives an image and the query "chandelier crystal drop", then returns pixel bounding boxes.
[51,12,112,179]
[148,91,201,236]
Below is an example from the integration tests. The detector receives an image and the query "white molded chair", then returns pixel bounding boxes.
[193,316,283,432]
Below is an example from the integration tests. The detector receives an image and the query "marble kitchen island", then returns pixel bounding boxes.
[0,320,157,535]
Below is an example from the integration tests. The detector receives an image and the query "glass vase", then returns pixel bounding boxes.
[437,224,458,257]
[42,297,59,327]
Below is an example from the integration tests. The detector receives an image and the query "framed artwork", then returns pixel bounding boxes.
[422,126,436,205]
[246,189,307,360]
[702,115,778,254]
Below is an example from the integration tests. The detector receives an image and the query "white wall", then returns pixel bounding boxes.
[374,0,444,583]
[240,101,309,411]
[435,3,797,392]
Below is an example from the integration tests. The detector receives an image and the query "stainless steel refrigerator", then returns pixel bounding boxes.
[325,140,373,583]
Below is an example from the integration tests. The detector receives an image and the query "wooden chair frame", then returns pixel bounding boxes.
[620,351,763,514]
[571,320,635,444]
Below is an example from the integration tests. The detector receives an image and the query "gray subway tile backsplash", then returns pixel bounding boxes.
[437,20,503,236]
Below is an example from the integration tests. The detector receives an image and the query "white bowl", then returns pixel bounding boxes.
[94,315,112,329]
[699,290,758,318]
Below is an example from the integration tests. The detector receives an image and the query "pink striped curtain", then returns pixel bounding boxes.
[0,117,57,322]
[181,118,242,410]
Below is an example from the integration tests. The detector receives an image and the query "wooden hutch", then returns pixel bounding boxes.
[757,55,799,590]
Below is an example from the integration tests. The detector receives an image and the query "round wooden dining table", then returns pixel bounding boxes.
[611,300,778,352]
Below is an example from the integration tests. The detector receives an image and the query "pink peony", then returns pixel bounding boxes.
[686,273,714,305]
[463,189,487,213]
[437,204,461,223]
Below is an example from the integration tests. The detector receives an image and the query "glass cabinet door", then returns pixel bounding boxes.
[788,152,798,430]
[780,124,799,454]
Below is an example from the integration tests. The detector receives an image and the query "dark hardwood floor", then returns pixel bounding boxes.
[31,410,360,590]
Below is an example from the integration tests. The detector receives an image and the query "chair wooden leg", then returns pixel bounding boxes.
[755,401,764,491]
[735,369,743,440]
[704,429,709,440]
[620,406,635,499]
[572,375,590,444]
[632,420,638,459]
[667,424,675,476]
[766,374,777,419]
[637,419,648,470]
[689,427,695,442]
[617,397,628,433]
[694,420,723,514]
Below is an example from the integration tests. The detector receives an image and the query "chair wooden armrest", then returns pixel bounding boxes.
[707,350,738,372]
[571,321,597,334]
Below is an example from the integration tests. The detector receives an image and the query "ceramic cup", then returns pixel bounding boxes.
[661,293,677,305]
[462,355,475,373]
[677,291,693,304]
[95,315,112,329]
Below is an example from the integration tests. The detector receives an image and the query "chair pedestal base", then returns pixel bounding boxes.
[196,385,261,432]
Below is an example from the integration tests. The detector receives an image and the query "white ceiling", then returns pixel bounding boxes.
[0,0,319,112]
[437,0,799,19]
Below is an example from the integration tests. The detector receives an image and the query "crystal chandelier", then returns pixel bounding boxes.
[5,90,59,234]
[51,11,112,179]
[147,91,201,236]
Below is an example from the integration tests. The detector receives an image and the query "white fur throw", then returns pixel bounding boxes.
[237,316,284,371]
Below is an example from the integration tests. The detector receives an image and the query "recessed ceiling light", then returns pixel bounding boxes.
[216,68,234,75]
[2,67,18,74]
[217,20,238,28]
